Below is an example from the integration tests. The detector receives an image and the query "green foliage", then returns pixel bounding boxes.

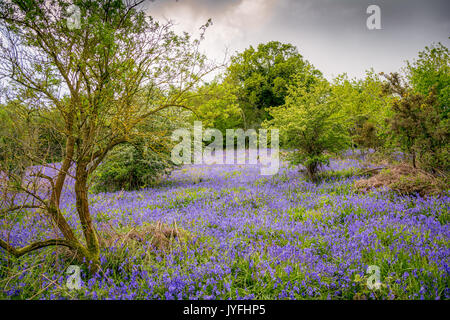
[264,70,350,180]
[189,79,243,133]
[406,42,450,119]
[317,167,369,181]
[288,206,323,222]
[226,41,318,128]
[383,72,449,171]
[91,142,173,193]
[331,70,390,152]
[0,103,21,172]
[0,101,65,173]
[91,111,184,193]
[353,121,380,151]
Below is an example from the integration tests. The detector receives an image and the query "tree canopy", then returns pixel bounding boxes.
[226,41,319,129]
[406,42,449,119]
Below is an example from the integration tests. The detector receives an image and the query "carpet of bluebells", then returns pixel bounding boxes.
[1,151,449,300]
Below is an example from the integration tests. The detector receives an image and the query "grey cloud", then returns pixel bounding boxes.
[144,0,450,79]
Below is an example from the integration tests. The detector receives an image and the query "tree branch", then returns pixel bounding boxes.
[0,205,42,219]
[0,238,73,257]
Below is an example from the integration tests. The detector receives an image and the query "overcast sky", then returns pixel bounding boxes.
[144,0,450,80]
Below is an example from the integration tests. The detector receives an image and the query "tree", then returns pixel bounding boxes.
[187,78,243,135]
[382,72,449,171]
[406,42,449,119]
[226,41,318,129]
[264,69,350,181]
[0,0,216,271]
[331,71,390,154]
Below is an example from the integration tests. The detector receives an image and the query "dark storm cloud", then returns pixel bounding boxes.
[145,0,450,79]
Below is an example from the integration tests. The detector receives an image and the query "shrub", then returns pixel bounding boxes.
[91,141,175,193]
[91,107,188,193]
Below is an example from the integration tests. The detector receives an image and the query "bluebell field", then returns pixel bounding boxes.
[1,153,449,300]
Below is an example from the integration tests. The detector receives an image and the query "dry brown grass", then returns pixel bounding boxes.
[98,221,191,253]
[34,221,191,266]
[354,163,448,196]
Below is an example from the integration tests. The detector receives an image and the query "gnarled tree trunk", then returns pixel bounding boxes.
[75,160,100,272]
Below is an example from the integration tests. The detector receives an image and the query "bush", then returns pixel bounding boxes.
[91,141,175,193]
[91,110,186,193]
[354,121,381,152]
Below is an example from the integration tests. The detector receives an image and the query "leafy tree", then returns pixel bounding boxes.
[331,71,390,153]
[406,42,449,119]
[188,79,243,134]
[264,69,350,181]
[382,73,449,171]
[226,41,318,129]
[0,0,215,271]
